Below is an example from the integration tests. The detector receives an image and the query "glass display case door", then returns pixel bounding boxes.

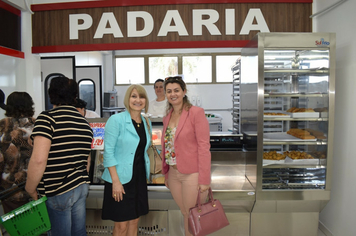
[262,48,330,190]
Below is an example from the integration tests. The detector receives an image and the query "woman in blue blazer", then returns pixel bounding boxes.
[101,84,151,236]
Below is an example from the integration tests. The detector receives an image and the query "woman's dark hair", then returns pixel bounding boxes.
[75,98,87,109]
[48,76,78,106]
[5,92,35,118]
[164,76,192,112]
[153,79,164,88]
[0,89,6,110]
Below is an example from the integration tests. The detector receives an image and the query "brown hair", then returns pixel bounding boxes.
[164,76,192,113]
[5,92,35,118]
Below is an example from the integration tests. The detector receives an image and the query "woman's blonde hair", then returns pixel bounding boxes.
[123,84,149,113]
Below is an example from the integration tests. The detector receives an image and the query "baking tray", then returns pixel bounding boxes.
[264,114,291,118]
[320,112,328,118]
[263,151,286,166]
[285,157,326,165]
[263,159,286,166]
[263,157,326,166]
[287,112,319,118]
[263,132,317,141]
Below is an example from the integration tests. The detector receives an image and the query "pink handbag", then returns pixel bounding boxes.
[188,188,229,236]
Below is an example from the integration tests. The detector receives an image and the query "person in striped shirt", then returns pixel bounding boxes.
[25,76,93,236]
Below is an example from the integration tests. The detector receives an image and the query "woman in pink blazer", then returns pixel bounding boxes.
[161,76,211,236]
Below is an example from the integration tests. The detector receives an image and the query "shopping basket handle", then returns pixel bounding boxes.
[0,181,26,201]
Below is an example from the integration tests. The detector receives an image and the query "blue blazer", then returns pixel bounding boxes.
[101,110,151,184]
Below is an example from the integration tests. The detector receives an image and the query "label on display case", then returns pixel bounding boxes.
[90,122,106,150]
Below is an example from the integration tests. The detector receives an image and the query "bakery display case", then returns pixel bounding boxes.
[241,33,335,235]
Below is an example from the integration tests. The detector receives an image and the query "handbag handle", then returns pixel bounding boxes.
[144,116,152,144]
[144,117,161,158]
[195,187,215,211]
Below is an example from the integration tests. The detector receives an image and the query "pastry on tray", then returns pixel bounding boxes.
[263,151,286,160]
[283,150,314,159]
[310,151,327,159]
[287,128,316,139]
[287,107,315,113]
[304,128,327,139]
[264,112,288,116]
[314,107,328,112]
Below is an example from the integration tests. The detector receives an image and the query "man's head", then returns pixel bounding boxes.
[75,98,87,116]
[48,76,78,106]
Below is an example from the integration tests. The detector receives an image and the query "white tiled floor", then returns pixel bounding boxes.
[0,228,330,236]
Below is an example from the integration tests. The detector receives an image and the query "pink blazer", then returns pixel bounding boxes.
[161,106,211,185]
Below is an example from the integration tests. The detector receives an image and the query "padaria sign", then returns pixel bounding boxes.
[31,0,312,53]
[69,9,269,40]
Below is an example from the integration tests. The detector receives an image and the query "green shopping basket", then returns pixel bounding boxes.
[0,196,51,236]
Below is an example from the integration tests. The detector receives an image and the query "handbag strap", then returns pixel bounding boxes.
[195,187,214,210]
[144,116,152,143]
[144,117,161,160]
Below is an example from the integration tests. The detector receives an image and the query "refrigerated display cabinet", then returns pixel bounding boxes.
[240,32,335,236]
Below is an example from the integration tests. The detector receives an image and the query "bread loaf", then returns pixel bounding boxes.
[287,128,316,139]
[287,107,315,113]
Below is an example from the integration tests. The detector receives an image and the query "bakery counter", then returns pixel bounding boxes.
[88,151,255,197]
[87,150,255,208]
[86,150,255,236]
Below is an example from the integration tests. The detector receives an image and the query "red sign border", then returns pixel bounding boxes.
[0,1,21,16]
[0,46,25,59]
[32,40,250,53]
[31,0,313,11]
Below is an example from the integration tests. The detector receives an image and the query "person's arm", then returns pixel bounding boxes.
[103,115,121,168]
[0,119,6,177]
[193,108,211,191]
[103,114,125,201]
[108,166,125,202]
[25,136,51,200]
[160,116,170,187]
[87,154,91,173]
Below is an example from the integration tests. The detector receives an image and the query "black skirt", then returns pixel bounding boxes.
[101,120,149,222]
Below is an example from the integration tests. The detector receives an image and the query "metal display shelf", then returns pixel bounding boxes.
[241,32,335,236]
[264,93,328,97]
[264,117,328,121]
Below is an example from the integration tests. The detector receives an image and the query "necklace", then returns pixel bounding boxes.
[132,119,141,128]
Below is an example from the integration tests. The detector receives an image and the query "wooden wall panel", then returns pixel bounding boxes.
[32,3,312,49]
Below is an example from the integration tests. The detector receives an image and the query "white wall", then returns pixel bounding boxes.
[0,54,24,118]
[313,0,356,235]
[0,10,41,118]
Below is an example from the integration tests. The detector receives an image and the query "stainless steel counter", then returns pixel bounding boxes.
[86,150,255,235]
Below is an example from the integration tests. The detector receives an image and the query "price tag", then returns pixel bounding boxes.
[90,122,106,150]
